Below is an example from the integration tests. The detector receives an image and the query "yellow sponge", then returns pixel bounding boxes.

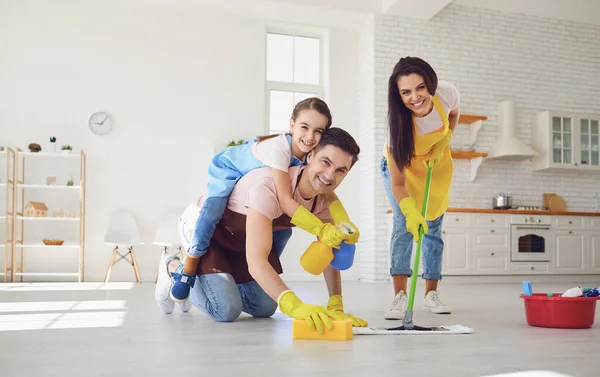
[292,319,353,341]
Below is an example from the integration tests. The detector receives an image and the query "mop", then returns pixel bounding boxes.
[354,166,473,335]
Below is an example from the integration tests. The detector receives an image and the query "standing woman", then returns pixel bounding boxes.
[381,56,460,320]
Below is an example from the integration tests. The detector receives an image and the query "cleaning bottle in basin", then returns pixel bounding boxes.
[561,287,584,297]
[584,288,600,297]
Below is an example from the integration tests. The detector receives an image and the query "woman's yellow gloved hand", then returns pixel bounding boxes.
[326,294,368,327]
[399,197,428,242]
[278,290,335,334]
[328,200,360,244]
[291,205,345,248]
[426,129,453,168]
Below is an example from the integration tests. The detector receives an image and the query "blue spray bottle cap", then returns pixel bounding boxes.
[330,223,356,271]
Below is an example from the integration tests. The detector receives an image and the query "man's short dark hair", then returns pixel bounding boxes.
[312,127,360,167]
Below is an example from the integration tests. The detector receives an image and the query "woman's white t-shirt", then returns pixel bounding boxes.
[384,80,460,155]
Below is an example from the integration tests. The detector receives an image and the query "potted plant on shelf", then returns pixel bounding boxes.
[50,136,57,153]
[66,177,74,186]
[227,139,245,147]
[61,145,72,154]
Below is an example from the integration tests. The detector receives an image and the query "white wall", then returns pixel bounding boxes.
[0,0,362,282]
[359,3,600,280]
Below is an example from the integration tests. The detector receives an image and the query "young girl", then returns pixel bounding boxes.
[171,97,350,302]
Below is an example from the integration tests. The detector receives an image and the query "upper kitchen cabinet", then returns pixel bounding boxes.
[532,111,600,171]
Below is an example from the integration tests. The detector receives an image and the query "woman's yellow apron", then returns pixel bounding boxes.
[386,96,454,221]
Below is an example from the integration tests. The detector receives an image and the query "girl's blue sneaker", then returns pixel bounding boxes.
[170,272,195,302]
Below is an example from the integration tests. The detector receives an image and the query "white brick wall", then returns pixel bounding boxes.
[359,4,600,281]
[358,16,383,281]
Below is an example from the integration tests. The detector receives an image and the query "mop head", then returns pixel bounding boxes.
[353,324,473,335]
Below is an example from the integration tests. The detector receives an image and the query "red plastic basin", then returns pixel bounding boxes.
[520,293,600,329]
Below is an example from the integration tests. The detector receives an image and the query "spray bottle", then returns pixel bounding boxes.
[300,223,355,275]
[330,223,357,271]
[300,241,334,275]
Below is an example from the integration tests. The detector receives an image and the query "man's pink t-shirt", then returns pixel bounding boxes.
[199,165,332,222]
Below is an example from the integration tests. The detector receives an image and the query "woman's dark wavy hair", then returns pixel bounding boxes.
[387,56,438,170]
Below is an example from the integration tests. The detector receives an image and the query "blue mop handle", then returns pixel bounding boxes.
[406,166,432,312]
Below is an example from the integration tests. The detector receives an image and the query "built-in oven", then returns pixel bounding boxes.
[510,215,552,262]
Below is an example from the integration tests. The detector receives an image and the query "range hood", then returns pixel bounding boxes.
[487,100,539,160]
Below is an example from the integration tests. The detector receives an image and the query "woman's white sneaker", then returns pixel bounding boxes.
[384,290,408,320]
[423,290,451,314]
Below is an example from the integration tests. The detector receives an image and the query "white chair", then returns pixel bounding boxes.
[104,212,144,283]
[153,213,185,283]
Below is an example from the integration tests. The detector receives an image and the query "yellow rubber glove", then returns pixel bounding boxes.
[278,290,334,334]
[399,197,429,242]
[328,200,360,245]
[426,129,453,168]
[326,294,368,327]
[291,206,345,248]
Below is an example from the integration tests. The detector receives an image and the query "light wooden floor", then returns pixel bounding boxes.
[0,280,598,377]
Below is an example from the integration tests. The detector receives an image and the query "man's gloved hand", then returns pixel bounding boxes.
[326,294,368,327]
[328,200,360,244]
[399,197,429,242]
[291,206,345,248]
[426,129,453,168]
[278,290,335,334]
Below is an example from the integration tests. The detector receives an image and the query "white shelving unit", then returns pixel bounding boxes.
[13,148,86,282]
[1,148,16,282]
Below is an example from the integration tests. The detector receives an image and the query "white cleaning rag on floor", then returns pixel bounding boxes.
[353,324,474,335]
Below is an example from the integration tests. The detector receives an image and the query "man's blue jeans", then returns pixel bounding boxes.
[380,156,445,280]
[179,207,292,321]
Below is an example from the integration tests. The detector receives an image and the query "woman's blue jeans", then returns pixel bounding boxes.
[380,156,444,280]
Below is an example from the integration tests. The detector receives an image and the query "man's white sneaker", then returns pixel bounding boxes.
[384,290,408,320]
[423,290,451,314]
[179,301,193,313]
[155,253,180,314]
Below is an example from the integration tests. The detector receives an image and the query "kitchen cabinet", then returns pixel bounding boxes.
[553,230,586,274]
[441,212,470,274]
[511,262,551,274]
[469,213,510,274]
[553,216,584,229]
[532,111,600,171]
[470,229,510,275]
[587,234,600,274]
[442,228,470,274]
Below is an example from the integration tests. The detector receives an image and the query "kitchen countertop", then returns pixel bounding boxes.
[447,208,600,216]
[386,208,600,216]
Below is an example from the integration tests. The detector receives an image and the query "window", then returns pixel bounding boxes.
[265,31,324,134]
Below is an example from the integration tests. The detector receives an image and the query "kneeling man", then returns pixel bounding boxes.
[156,128,366,333]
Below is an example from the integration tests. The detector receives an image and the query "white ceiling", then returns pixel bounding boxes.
[264,0,600,24]
[111,0,600,25]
